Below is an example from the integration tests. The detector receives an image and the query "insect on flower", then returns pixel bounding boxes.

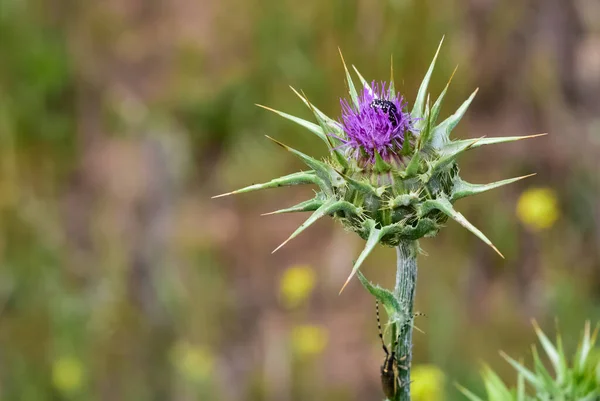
[377,300,408,399]
[370,99,401,127]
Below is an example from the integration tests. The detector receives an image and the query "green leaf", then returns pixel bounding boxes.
[580,390,600,401]
[299,90,349,170]
[340,219,385,294]
[431,67,458,132]
[256,104,329,146]
[356,270,404,324]
[338,48,359,108]
[261,197,324,215]
[500,351,544,389]
[430,88,478,149]
[412,36,444,119]
[420,196,504,258]
[451,174,536,201]
[532,321,562,380]
[265,136,339,193]
[430,137,482,175]
[530,345,556,390]
[577,321,599,373]
[442,133,548,154]
[455,383,485,401]
[212,171,323,198]
[289,86,343,136]
[352,65,371,92]
[554,329,568,386]
[401,130,413,156]
[403,152,422,178]
[374,150,392,173]
[481,365,513,401]
[516,364,525,401]
[379,218,439,241]
[273,199,361,253]
[335,169,380,197]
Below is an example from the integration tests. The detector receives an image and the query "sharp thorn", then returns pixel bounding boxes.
[211,192,232,199]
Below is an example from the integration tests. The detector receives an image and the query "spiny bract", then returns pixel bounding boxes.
[458,321,600,401]
[213,38,545,292]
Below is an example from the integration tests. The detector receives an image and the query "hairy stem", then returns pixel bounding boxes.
[393,240,418,401]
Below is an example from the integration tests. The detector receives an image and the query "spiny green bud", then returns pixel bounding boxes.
[213,37,545,292]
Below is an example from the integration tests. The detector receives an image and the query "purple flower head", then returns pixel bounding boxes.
[338,81,416,164]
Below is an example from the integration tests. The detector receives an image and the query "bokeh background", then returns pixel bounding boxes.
[1,0,599,400]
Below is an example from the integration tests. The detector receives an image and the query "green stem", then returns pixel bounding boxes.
[393,240,418,401]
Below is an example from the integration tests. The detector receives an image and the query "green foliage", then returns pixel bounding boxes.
[458,322,600,401]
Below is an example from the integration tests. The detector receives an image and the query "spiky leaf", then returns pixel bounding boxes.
[412,36,444,119]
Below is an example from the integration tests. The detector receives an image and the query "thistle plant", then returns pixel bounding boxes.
[458,321,600,401]
[213,38,544,400]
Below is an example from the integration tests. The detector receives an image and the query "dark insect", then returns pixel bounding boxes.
[370,99,399,127]
[376,300,408,399]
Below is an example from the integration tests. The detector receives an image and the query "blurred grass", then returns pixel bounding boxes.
[0,0,599,400]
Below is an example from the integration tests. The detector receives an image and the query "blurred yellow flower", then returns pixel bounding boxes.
[52,356,84,393]
[411,364,446,401]
[291,324,328,358]
[279,264,316,309]
[171,342,214,383]
[516,187,559,231]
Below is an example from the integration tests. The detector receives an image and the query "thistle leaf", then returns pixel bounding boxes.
[352,65,372,96]
[289,86,343,134]
[338,48,359,108]
[576,321,599,373]
[299,90,349,170]
[265,136,339,193]
[516,364,525,401]
[455,383,486,401]
[531,320,562,379]
[500,351,543,389]
[256,104,329,146]
[340,219,385,294]
[481,365,513,401]
[387,217,439,240]
[374,150,392,173]
[428,65,458,147]
[430,88,478,149]
[554,327,568,385]
[261,197,324,215]
[420,196,504,258]
[212,171,322,198]
[412,36,444,119]
[404,151,422,178]
[580,391,600,401]
[273,200,361,253]
[443,133,548,154]
[530,345,556,390]
[356,270,404,324]
[335,169,380,197]
[401,130,413,156]
[432,137,482,174]
[451,174,536,201]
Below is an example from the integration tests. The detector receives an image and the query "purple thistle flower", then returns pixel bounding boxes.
[339,81,416,164]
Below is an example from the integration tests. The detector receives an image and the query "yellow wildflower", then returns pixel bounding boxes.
[412,364,446,401]
[279,264,316,309]
[516,187,559,231]
[52,356,84,393]
[291,324,328,358]
[171,341,214,383]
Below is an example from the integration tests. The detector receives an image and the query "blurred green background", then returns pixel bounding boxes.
[0,0,599,400]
